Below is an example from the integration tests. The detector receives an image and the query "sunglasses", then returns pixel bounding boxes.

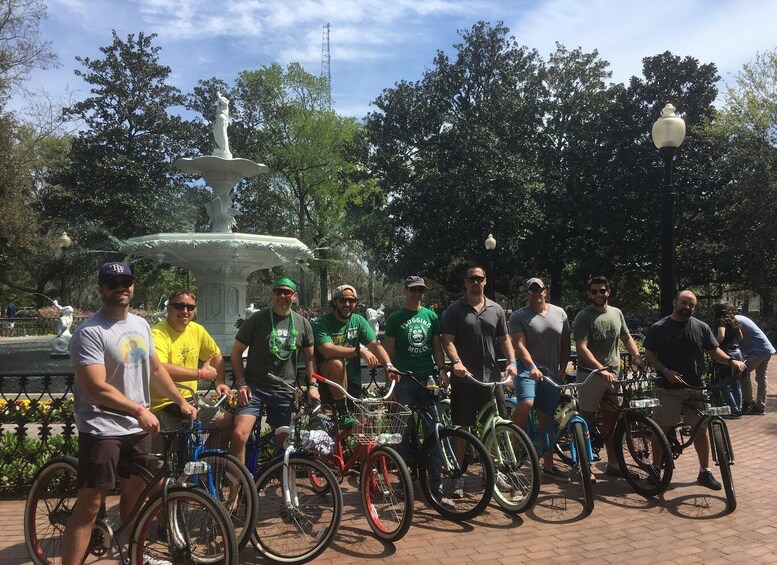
[170,302,196,312]
[589,288,608,295]
[407,287,426,294]
[337,297,357,305]
[527,287,545,295]
[272,288,295,297]
[103,278,134,290]
[466,276,486,284]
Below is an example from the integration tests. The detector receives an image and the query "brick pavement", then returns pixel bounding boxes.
[3,363,777,564]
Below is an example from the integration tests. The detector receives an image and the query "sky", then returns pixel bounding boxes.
[14,0,777,122]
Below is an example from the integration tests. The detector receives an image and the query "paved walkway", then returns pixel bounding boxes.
[3,363,776,564]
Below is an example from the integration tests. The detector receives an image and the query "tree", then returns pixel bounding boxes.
[364,22,545,295]
[706,49,777,312]
[41,31,201,256]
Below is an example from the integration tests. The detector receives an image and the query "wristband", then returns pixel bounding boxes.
[308,382,319,389]
[134,402,148,416]
[236,379,247,388]
[198,368,204,380]
[451,358,461,364]
[662,367,670,376]
[509,360,518,367]
[726,358,735,365]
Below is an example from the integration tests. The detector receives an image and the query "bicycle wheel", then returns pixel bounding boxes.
[196,452,259,550]
[554,425,575,466]
[252,455,342,563]
[483,423,540,513]
[360,445,414,542]
[417,427,494,521]
[571,421,594,515]
[129,486,238,565]
[24,457,80,565]
[614,413,673,497]
[711,422,736,512]
[439,399,452,426]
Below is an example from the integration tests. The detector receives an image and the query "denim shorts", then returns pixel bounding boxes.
[234,386,294,429]
[513,371,562,416]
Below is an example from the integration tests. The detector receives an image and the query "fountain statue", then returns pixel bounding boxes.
[50,300,74,356]
[366,304,385,334]
[122,93,311,352]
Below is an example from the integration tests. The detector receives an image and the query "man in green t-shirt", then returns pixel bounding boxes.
[573,275,643,479]
[312,284,393,422]
[384,276,447,480]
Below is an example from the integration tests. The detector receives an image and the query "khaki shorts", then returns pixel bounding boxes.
[576,369,620,413]
[651,388,706,428]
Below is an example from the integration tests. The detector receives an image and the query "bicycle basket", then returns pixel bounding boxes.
[626,377,661,409]
[351,400,411,445]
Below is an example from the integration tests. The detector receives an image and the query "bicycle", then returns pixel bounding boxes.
[547,368,674,498]
[457,370,540,514]
[174,384,259,550]
[306,372,415,542]
[521,368,605,515]
[662,371,738,512]
[25,426,238,565]
[389,367,495,521]
[240,373,343,563]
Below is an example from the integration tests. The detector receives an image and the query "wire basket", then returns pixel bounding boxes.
[351,400,411,444]
[625,375,661,409]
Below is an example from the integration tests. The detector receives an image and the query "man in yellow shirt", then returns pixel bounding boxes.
[151,290,232,440]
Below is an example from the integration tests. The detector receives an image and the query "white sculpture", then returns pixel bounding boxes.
[151,300,168,324]
[245,303,259,318]
[213,91,232,159]
[366,304,385,334]
[50,300,75,355]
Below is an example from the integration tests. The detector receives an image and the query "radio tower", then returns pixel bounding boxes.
[321,23,332,108]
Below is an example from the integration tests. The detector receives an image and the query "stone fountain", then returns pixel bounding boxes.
[122,92,310,352]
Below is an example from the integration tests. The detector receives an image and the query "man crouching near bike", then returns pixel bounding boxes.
[643,290,746,491]
[63,262,194,565]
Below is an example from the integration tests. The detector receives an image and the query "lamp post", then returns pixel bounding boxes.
[484,233,496,301]
[57,231,72,304]
[651,103,686,316]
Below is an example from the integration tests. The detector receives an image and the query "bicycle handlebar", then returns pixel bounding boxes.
[540,367,606,389]
[310,371,396,401]
[460,371,512,387]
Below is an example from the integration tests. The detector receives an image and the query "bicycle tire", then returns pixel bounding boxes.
[483,422,540,513]
[252,455,342,563]
[195,451,259,550]
[417,427,494,521]
[439,399,452,427]
[360,445,414,542]
[571,421,594,515]
[129,486,238,565]
[614,413,673,497]
[24,456,81,565]
[711,422,736,512]
[554,425,575,466]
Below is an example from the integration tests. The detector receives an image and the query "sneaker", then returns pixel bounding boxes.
[542,466,571,483]
[143,550,173,565]
[722,413,741,420]
[747,406,765,416]
[697,470,722,491]
[451,477,464,499]
[604,466,639,481]
[495,471,513,491]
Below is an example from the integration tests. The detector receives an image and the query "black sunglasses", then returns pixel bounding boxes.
[407,287,426,293]
[589,288,608,295]
[170,302,196,312]
[466,276,486,284]
[527,287,545,295]
[272,288,295,297]
[103,278,134,290]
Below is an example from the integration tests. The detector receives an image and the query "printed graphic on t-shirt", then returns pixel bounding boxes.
[121,336,149,365]
[176,346,193,366]
[401,316,432,354]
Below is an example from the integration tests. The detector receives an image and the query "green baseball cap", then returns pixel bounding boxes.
[272,277,297,292]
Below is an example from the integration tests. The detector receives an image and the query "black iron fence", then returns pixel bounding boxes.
[0,315,92,337]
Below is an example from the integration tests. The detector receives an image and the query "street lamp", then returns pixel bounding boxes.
[651,103,686,316]
[484,233,496,301]
[57,231,72,304]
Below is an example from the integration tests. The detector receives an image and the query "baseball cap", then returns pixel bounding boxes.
[272,277,297,292]
[525,277,545,291]
[98,262,134,285]
[404,275,426,289]
[332,284,358,300]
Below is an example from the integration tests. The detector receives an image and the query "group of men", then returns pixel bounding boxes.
[61,261,772,563]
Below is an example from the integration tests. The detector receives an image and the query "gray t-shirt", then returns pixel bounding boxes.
[508,304,569,378]
[573,305,630,373]
[70,311,156,436]
[235,307,314,392]
[441,296,507,382]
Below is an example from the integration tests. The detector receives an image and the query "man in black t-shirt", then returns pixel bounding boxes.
[644,290,746,490]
